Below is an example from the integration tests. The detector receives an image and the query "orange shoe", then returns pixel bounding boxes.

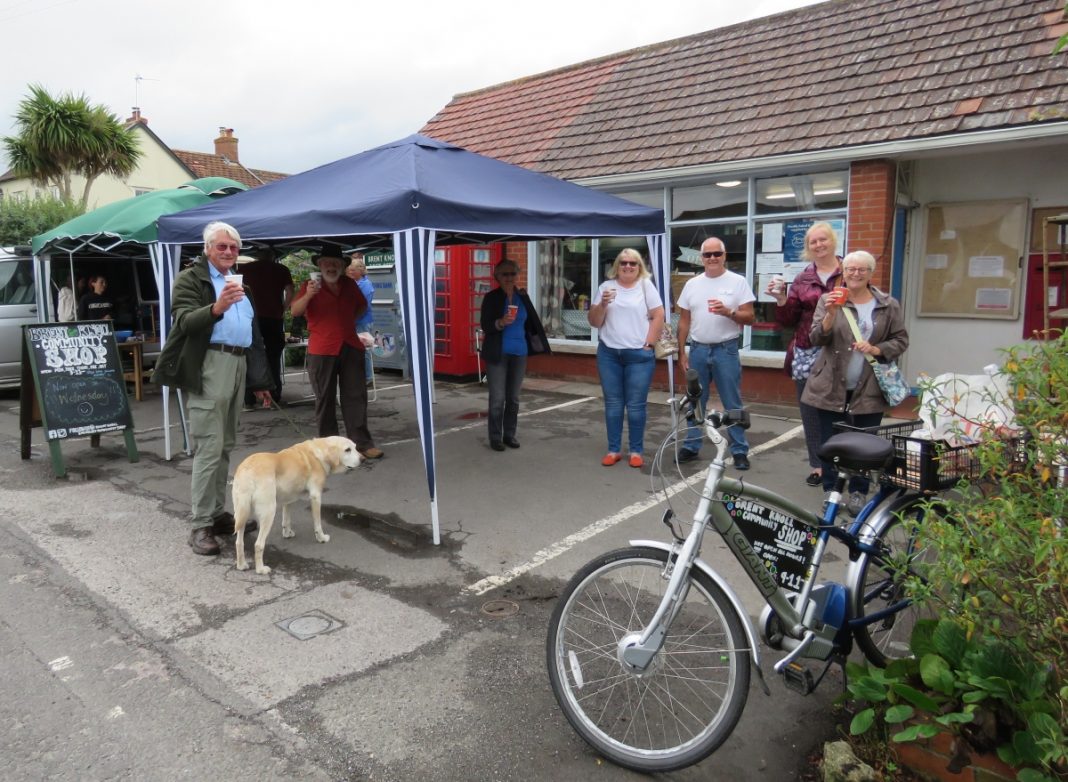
[601,453,622,466]
[629,453,644,468]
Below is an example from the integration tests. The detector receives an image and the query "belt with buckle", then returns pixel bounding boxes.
[208,343,246,356]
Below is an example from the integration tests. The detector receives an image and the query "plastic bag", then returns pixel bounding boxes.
[918,365,1016,443]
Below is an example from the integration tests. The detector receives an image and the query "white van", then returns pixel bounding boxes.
[0,246,37,389]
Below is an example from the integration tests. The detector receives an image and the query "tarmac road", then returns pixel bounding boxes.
[0,373,843,781]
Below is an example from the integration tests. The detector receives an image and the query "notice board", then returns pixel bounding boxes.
[918,200,1026,318]
[20,321,138,476]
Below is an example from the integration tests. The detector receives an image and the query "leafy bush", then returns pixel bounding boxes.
[847,620,1067,781]
[847,331,1068,781]
[0,195,83,246]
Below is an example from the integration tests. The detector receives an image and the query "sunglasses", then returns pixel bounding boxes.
[212,243,240,253]
[497,271,518,277]
[618,261,640,267]
[701,251,725,259]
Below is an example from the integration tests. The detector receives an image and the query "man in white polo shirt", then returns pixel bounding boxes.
[676,236,756,469]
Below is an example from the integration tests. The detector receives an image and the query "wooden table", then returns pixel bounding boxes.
[118,340,145,401]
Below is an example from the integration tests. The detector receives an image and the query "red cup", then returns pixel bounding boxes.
[829,288,848,305]
[507,305,518,318]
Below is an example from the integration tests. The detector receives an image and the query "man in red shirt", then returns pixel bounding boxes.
[290,248,383,459]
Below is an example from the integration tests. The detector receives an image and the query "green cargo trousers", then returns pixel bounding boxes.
[187,349,245,527]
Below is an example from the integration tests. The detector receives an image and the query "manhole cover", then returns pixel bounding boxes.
[275,610,345,640]
[480,599,519,619]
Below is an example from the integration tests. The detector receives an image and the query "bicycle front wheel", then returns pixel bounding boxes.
[851,500,941,666]
[546,546,751,773]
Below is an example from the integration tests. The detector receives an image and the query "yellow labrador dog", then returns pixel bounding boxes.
[232,436,362,574]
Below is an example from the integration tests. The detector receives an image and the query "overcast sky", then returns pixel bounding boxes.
[1,0,822,176]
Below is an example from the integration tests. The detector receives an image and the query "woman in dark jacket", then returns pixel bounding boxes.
[479,260,551,451]
[802,250,909,516]
[768,221,842,487]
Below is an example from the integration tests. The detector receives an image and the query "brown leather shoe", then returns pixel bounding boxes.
[211,512,257,536]
[188,526,220,556]
[359,447,384,459]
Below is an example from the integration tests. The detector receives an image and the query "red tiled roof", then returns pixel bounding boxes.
[172,149,287,188]
[421,0,1068,180]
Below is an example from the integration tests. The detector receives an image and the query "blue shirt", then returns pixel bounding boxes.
[355,276,374,330]
[501,297,528,357]
[208,263,255,348]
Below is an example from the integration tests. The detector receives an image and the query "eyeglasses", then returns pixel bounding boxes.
[618,261,640,267]
[498,272,517,277]
[701,251,725,259]
[212,243,240,253]
[842,267,871,274]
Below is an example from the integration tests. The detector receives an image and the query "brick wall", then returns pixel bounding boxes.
[847,159,897,291]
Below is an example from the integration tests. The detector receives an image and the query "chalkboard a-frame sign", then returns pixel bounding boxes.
[19,321,139,477]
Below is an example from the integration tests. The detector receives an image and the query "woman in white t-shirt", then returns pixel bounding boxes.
[587,248,665,468]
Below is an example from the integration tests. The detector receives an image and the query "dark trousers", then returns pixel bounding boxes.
[486,354,526,444]
[796,379,824,470]
[306,344,374,450]
[246,317,284,404]
[816,405,883,493]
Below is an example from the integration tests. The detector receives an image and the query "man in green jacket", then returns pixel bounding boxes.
[153,221,272,556]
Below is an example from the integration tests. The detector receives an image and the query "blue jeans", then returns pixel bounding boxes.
[683,340,749,455]
[596,344,656,455]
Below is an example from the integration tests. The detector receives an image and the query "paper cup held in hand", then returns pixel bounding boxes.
[227,273,243,286]
[507,305,519,318]
[309,272,321,283]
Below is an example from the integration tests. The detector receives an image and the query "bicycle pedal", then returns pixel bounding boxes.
[781,661,816,695]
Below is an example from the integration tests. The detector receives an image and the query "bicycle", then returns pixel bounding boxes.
[546,370,952,773]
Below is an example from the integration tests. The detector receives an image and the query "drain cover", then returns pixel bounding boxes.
[275,609,344,640]
[480,599,519,619]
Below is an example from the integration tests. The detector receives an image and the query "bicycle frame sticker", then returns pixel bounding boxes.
[719,494,817,594]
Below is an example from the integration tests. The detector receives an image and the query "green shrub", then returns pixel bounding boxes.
[847,331,1067,781]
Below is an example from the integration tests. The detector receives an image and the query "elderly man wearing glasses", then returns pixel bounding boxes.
[675,236,756,469]
[153,221,272,556]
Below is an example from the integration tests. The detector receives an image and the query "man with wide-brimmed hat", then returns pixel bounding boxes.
[290,244,383,459]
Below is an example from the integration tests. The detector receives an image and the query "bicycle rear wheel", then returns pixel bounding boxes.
[851,500,941,666]
[546,546,750,773]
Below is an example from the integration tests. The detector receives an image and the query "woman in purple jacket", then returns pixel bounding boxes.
[766,222,843,487]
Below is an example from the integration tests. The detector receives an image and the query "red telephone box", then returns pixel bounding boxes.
[434,244,501,375]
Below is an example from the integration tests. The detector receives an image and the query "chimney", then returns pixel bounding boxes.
[214,127,238,162]
[126,107,147,125]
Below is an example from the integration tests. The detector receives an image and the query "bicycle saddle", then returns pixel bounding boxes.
[817,431,894,472]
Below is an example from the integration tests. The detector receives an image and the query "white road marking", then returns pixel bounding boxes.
[464,424,804,595]
[48,656,73,672]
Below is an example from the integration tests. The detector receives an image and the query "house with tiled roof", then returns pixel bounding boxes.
[422,0,1068,399]
[0,111,285,209]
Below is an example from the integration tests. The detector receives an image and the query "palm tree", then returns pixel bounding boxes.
[2,84,143,208]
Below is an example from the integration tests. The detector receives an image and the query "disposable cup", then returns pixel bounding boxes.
[707,299,718,312]
[507,305,519,318]
[309,272,322,283]
[226,273,243,286]
[771,275,786,294]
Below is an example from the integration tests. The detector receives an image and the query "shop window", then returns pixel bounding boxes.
[755,171,848,215]
[673,182,748,221]
[535,236,645,343]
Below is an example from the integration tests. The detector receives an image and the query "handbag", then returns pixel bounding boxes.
[643,281,678,359]
[790,344,821,381]
[842,307,910,406]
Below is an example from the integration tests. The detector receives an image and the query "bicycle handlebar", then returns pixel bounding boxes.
[682,368,752,432]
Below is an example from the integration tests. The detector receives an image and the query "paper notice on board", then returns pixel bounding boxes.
[925,254,949,269]
[756,253,784,274]
[969,255,1004,277]
[975,288,1012,310]
[761,223,783,253]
